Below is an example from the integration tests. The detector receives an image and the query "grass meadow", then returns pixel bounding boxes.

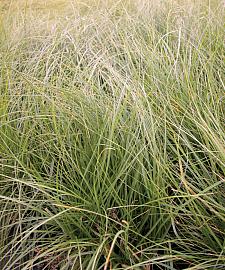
[0,0,225,269]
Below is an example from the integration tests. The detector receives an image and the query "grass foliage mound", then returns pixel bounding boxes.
[0,0,224,269]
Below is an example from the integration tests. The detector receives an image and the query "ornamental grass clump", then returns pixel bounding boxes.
[0,0,224,269]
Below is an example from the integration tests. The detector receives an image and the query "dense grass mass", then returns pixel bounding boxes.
[0,0,225,269]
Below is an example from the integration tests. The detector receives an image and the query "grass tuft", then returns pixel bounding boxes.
[0,0,225,269]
